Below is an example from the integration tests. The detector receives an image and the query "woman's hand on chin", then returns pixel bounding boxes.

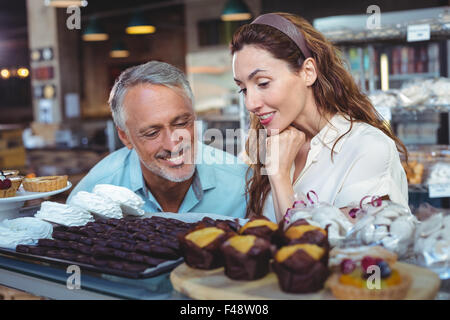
[264,125,306,179]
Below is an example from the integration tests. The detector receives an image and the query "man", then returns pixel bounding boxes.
[68,61,247,218]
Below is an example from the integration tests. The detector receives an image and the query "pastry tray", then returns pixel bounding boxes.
[0,212,247,279]
[0,247,184,279]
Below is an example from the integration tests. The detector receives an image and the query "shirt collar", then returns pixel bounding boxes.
[313,113,353,154]
[129,149,145,192]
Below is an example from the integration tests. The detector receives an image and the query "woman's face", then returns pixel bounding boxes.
[233,44,308,135]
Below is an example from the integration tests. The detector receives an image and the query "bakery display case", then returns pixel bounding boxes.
[315,6,450,209]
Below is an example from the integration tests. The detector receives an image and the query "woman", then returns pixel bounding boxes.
[231,12,409,223]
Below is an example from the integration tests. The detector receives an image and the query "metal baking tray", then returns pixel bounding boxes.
[0,247,184,279]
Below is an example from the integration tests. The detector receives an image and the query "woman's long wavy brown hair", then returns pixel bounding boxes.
[230,12,408,218]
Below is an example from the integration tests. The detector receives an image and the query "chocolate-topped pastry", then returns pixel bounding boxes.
[179,225,231,269]
[239,217,279,242]
[272,243,329,293]
[221,235,272,280]
[37,239,58,247]
[282,223,329,248]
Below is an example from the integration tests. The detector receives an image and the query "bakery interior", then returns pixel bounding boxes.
[0,0,449,301]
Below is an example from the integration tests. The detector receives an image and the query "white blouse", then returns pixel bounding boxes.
[263,114,409,222]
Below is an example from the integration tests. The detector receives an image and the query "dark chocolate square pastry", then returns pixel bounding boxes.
[178,226,231,269]
[239,217,279,243]
[221,235,272,280]
[282,223,329,248]
[272,244,329,293]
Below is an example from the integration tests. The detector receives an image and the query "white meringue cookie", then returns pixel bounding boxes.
[0,217,53,249]
[372,226,389,243]
[69,191,123,219]
[35,201,94,227]
[92,184,145,216]
[374,216,393,226]
[381,236,398,252]
[361,225,376,244]
[390,218,414,242]
[380,209,400,219]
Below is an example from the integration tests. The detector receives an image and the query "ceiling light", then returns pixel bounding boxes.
[110,41,130,58]
[44,0,88,7]
[82,17,109,41]
[221,0,252,21]
[17,68,30,78]
[1,69,10,79]
[126,12,156,34]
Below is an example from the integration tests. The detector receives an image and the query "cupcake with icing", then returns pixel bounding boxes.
[272,243,330,293]
[221,235,272,280]
[282,222,329,248]
[179,225,231,269]
[239,217,279,243]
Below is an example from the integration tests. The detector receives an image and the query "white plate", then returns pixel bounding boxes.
[0,182,72,203]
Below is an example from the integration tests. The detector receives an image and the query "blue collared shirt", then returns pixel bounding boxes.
[67,142,248,218]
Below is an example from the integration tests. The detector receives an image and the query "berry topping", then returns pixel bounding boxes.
[377,261,392,279]
[361,256,377,272]
[340,259,356,274]
[0,175,12,190]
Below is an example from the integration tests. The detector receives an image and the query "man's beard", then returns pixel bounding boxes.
[142,160,195,183]
[142,143,196,183]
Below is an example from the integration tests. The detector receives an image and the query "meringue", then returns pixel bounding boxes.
[35,201,94,227]
[69,191,123,219]
[92,184,145,216]
[349,201,416,258]
[0,217,53,249]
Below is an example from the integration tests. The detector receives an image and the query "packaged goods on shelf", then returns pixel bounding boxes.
[413,204,450,279]
[368,77,450,110]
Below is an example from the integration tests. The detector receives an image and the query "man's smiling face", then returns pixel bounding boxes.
[118,83,196,183]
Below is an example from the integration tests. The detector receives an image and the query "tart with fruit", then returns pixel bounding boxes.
[22,175,68,192]
[220,234,272,280]
[326,255,412,300]
[178,225,232,269]
[0,170,23,198]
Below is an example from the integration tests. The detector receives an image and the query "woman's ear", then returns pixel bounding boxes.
[300,58,318,86]
[117,127,133,150]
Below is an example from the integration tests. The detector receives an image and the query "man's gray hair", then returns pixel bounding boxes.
[108,61,194,130]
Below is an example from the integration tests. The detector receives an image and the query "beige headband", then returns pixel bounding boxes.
[251,13,312,64]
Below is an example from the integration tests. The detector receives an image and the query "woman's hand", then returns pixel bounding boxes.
[264,126,306,179]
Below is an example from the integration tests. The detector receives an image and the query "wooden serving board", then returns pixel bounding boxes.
[170,262,441,300]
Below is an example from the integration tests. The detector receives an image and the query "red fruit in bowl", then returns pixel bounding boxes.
[340,259,356,274]
[361,256,377,272]
[0,178,12,190]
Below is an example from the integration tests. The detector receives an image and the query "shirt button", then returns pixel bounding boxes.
[312,140,318,146]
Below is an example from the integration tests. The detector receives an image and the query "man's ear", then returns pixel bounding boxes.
[117,127,133,150]
[300,57,318,87]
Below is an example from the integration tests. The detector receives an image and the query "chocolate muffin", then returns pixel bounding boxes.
[239,217,279,242]
[179,226,231,269]
[282,223,328,248]
[272,243,329,293]
[221,235,272,281]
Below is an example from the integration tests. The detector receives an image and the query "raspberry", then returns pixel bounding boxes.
[340,259,356,274]
[361,256,377,272]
